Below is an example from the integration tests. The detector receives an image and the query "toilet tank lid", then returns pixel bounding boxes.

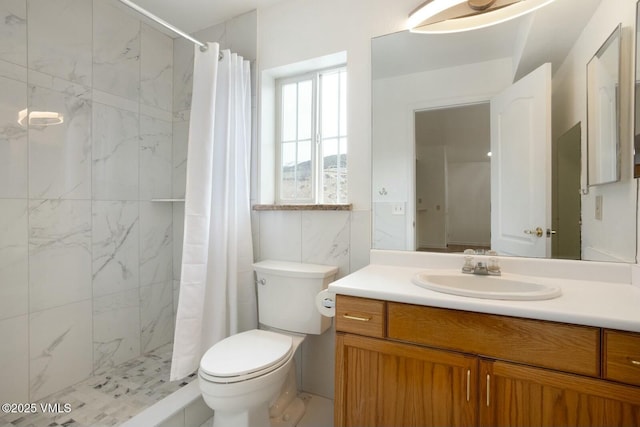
[253,260,338,278]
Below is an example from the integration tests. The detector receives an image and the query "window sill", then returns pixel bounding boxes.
[253,204,352,211]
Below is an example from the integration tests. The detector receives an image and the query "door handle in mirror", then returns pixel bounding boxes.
[524,227,544,238]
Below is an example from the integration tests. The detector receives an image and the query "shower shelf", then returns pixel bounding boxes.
[151,198,185,202]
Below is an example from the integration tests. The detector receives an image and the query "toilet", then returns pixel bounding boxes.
[198,260,338,427]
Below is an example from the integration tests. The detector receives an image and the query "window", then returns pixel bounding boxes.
[276,67,347,204]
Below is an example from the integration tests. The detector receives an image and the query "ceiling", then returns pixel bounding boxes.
[115,0,284,34]
[119,0,602,75]
[372,0,602,81]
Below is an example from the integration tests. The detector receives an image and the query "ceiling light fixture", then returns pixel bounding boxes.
[408,0,556,34]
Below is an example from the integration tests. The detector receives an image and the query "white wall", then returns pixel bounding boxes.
[416,146,447,249]
[258,0,418,211]
[448,162,491,246]
[255,0,417,399]
[416,153,491,249]
[553,0,636,262]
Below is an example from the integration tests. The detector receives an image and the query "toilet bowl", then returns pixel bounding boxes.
[198,259,338,427]
[199,329,305,427]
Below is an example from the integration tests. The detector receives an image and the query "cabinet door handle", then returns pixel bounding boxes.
[466,370,471,402]
[486,374,491,407]
[630,359,640,366]
[343,314,371,322]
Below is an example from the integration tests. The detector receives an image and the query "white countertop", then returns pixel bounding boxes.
[328,256,640,333]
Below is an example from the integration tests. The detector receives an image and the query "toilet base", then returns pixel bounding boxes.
[269,357,306,426]
[270,396,305,427]
[212,403,270,427]
[211,395,306,427]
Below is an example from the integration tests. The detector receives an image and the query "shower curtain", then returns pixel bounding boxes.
[170,42,256,381]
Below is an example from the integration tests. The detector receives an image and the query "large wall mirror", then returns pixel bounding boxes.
[587,25,621,186]
[372,0,637,263]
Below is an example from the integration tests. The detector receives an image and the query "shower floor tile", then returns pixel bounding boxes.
[0,343,196,427]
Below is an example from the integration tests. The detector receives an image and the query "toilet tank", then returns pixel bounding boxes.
[254,260,338,335]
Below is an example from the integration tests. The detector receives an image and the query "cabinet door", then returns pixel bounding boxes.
[479,359,640,427]
[335,333,477,427]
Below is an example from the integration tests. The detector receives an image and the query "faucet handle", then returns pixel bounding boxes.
[462,250,475,273]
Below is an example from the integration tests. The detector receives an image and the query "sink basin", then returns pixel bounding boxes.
[412,272,561,301]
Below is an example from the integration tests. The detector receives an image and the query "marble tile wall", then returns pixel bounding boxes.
[0,0,176,404]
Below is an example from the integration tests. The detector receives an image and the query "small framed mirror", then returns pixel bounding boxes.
[587,24,621,186]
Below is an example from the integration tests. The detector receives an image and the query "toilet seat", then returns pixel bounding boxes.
[200,329,293,384]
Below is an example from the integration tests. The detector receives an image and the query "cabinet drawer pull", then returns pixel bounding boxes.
[486,374,491,407]
[630,359,640,366]
[343,313,372,322]
[466,370,470,402]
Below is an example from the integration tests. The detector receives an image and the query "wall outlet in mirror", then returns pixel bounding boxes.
[392,203,405,215]
[595,195,603,221]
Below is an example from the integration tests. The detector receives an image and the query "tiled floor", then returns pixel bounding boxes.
[0,344,196,427]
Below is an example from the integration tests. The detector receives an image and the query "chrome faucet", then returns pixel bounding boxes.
[472,262,489,275]
[461,249,501,276]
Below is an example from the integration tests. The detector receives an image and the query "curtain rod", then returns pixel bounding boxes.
[117,0,209,52]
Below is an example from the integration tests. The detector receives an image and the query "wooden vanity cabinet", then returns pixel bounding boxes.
[335,333,477,427]
[480,359,640,426]
[604,329,640,386]
[334,295,640,427]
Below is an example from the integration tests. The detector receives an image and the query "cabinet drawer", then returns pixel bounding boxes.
[388,303,600,376]
[604,330,640,386]
[335,295,385,338]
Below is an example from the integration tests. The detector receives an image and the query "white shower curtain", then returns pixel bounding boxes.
[170,43,256,381]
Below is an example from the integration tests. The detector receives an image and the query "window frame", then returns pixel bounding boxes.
[275,71,318,204]
[317,66,348,205]
[274,65,347,205]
